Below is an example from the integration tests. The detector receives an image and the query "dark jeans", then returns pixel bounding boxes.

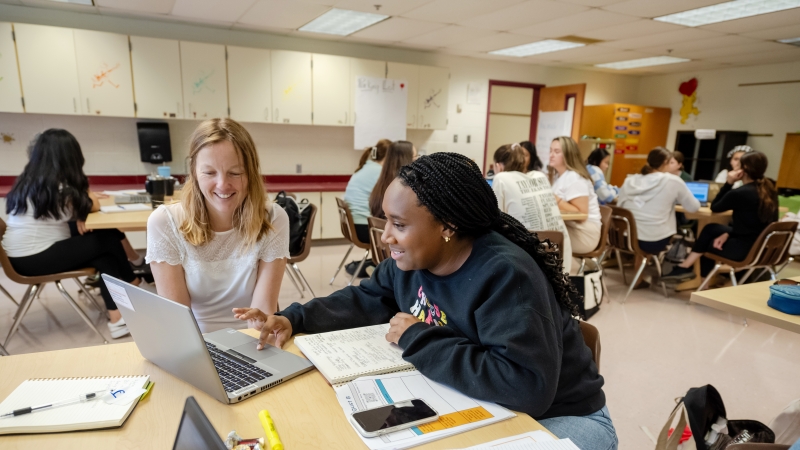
[638,237,672,255]
[692,223,755,276]
[9,229,136,310]
[355,224,370,244]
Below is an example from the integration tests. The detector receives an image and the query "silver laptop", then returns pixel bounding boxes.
[101,274,313,404]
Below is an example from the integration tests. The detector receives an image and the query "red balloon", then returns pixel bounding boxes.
[679,78,698,96]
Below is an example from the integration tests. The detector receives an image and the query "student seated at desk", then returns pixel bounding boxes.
[585,147,619,205]
[715,145,753,189]
[1,129,150,339]
[518,141,544,173]
[671,151,693,182]
[549,136,603,272]
[368,140,417,219]
[491,143,572,274]
[236,153,617,450]
[343,139,390,243]
[146,119,289,333]
[617,147,700,255]
[663,151,778,281]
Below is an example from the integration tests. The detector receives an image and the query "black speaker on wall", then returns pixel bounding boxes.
[137,122,172,164]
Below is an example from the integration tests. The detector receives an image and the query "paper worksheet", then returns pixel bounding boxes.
[462,431,580,449]
[334,370,515,450]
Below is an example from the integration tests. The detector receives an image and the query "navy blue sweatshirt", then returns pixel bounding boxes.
[278,231,605,419]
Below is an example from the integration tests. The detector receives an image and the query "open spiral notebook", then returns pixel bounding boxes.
[294,324,415,386]
[0,375,150,435]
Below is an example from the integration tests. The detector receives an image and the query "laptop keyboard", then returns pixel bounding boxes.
[205,342,272,392]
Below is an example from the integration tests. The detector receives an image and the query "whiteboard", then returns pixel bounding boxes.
[354,76,407,149]
[535,111,573,168]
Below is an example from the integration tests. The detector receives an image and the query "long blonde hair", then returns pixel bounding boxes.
[180,118,271,248]
[549,136,591,183]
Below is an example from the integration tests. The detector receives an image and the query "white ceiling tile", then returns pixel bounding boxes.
[0,0,23,5]
[559,0,627,6]
[576,18,684,41]
[601,0,724,19]
[401,25,498,48]
[704,48,800,65]
[445,32,536,52]
[674,41,791,60]
[456,0,589,31]
[541,43,631,61]
[637,35,763,56]
[19,0,97,12]
[231,23,293,35]
[171,0,258,23]
[635,60,724,75]
[562,48,651,64]
[391,41,439,52]
[601,27,722,50]
[350,17,446,42]
[401,0,526,24]
[699,7,800,34]
[289,29,345,40]
[237,0,331,29]
[741,23,800,41]
[512,9,640,38]
[95,0,175,14]
[331,0,434,16]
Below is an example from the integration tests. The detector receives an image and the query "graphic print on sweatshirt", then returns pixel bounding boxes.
[409,285,447,326]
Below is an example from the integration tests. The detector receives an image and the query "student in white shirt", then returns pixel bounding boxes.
[343,139,390,243]
[2,129,150,339]
[715,145,752,189]
[492,144,572,273]
[147,119,290,333]
[618,147,700,255]
[549,137,602,272]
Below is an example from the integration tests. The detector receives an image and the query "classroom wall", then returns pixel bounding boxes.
[0,3,640,175]
[636,60,800,179]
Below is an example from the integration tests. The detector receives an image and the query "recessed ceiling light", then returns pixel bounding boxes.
[299,8,389,36]
[44,0,93,4]
[654,0,800,27]
[595,56,690,70]
[489,40,584,57]
[779,36,800,45]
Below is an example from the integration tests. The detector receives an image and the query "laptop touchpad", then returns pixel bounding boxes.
[230,342,282,361]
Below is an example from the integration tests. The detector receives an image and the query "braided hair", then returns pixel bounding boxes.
[398,152,581,317]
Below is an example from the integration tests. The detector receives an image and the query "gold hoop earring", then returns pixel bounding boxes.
[444,236,450,243]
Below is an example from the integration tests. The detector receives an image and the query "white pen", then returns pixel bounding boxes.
[0,390,107,418]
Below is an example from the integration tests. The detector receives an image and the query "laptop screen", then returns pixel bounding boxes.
[686,182,710,203]
[173,397,227,450]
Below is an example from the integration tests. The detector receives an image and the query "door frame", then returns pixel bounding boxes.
[483,80,545,174]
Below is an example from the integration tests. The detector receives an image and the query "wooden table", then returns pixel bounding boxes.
[561,212,588,222]
[0,330,551,449]
[85,197,175,232]
[690,276,800,334]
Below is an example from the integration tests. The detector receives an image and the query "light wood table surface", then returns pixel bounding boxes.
[560,212,588,222]
[690,276,800,334]
[0,329,551,449]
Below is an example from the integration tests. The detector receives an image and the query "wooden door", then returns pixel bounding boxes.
[271,50,312,125]
[349,58,385,126]
[130,36,183,119]
[312,54,350,126]
[535,83,585,167]
[0,23,23,113]
[227,46,271,123]
[15,23,81,115]
[485,85,534,172]
[74,29,135,117]
[386,62,419,128]
[417,66,449,130]
[778,133,800,190]
[180,41,228,120]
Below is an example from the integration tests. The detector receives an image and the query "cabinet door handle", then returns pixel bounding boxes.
[275,108,279,120]
[73,98,77,113]
[344,111,347,125]
[265,107,269,121]
[87,98,91,114]
[177,102,181,116]
[354,112,357,124]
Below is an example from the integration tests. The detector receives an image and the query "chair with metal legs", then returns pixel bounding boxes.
[697,221,797,291]
[330,198,371,286]
[368,216,389,265]
[574,205,613,275]
[286,204,317,298]
[0,218,108,349]
[607,206,669,303]
[1,283,17,307]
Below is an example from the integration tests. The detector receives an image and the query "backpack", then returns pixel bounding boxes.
[274,191,312,257]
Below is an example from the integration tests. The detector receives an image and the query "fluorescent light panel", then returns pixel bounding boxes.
[779,36,800,43]
[655,0,800,27]
[46,0,93,4]
[489,40,584,57]
[299,8,388,36]
[596,56,690,70]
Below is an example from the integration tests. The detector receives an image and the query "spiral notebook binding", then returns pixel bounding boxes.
[28,375,140,382]
[332,365,416,387]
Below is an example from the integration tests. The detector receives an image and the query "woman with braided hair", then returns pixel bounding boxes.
[234,153,616,449]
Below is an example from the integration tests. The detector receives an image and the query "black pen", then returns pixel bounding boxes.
[0,390,107,418]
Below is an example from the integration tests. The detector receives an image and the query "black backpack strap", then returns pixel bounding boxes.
[684,384,726,448]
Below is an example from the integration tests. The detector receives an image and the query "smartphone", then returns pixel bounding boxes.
[349,399,439,437]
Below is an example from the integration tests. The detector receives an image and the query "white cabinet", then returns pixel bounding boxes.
[417,66,449,130]
[349,58,385,126]
[0,23,22,113]
[386,62,419,129]
[271,50,312,125]
[320,191,345,239]
[227,46,271,123]
[73,29,134,117]
[312,54,350,126]
[130,36,183,119]
[180,41,228,120]
[14,23,80,115]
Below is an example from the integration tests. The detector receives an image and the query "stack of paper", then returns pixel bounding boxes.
[334,370,516,450]
[462,431,580,449]
[100,204,152,213]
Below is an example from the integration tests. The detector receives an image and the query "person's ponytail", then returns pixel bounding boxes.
[640,164,655,175]
[641,147,671,175]
[756,178,778,223]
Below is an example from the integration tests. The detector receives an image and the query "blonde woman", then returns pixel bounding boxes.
[146,119,289,333]
[549,136,602,271]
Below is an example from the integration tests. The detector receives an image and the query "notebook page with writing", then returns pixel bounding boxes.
[0,376,150,434]
[294,324,415,385]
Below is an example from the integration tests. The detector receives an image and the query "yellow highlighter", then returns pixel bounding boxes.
[258,409,284,450]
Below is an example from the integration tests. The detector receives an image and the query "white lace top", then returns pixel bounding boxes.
[145,202,290,333]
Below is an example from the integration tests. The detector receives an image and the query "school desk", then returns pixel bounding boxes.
[690,276,800,334]
[0,330,553,449]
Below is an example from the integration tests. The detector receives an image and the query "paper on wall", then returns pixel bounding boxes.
[534,111,573,169]
[354,76,407,149]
